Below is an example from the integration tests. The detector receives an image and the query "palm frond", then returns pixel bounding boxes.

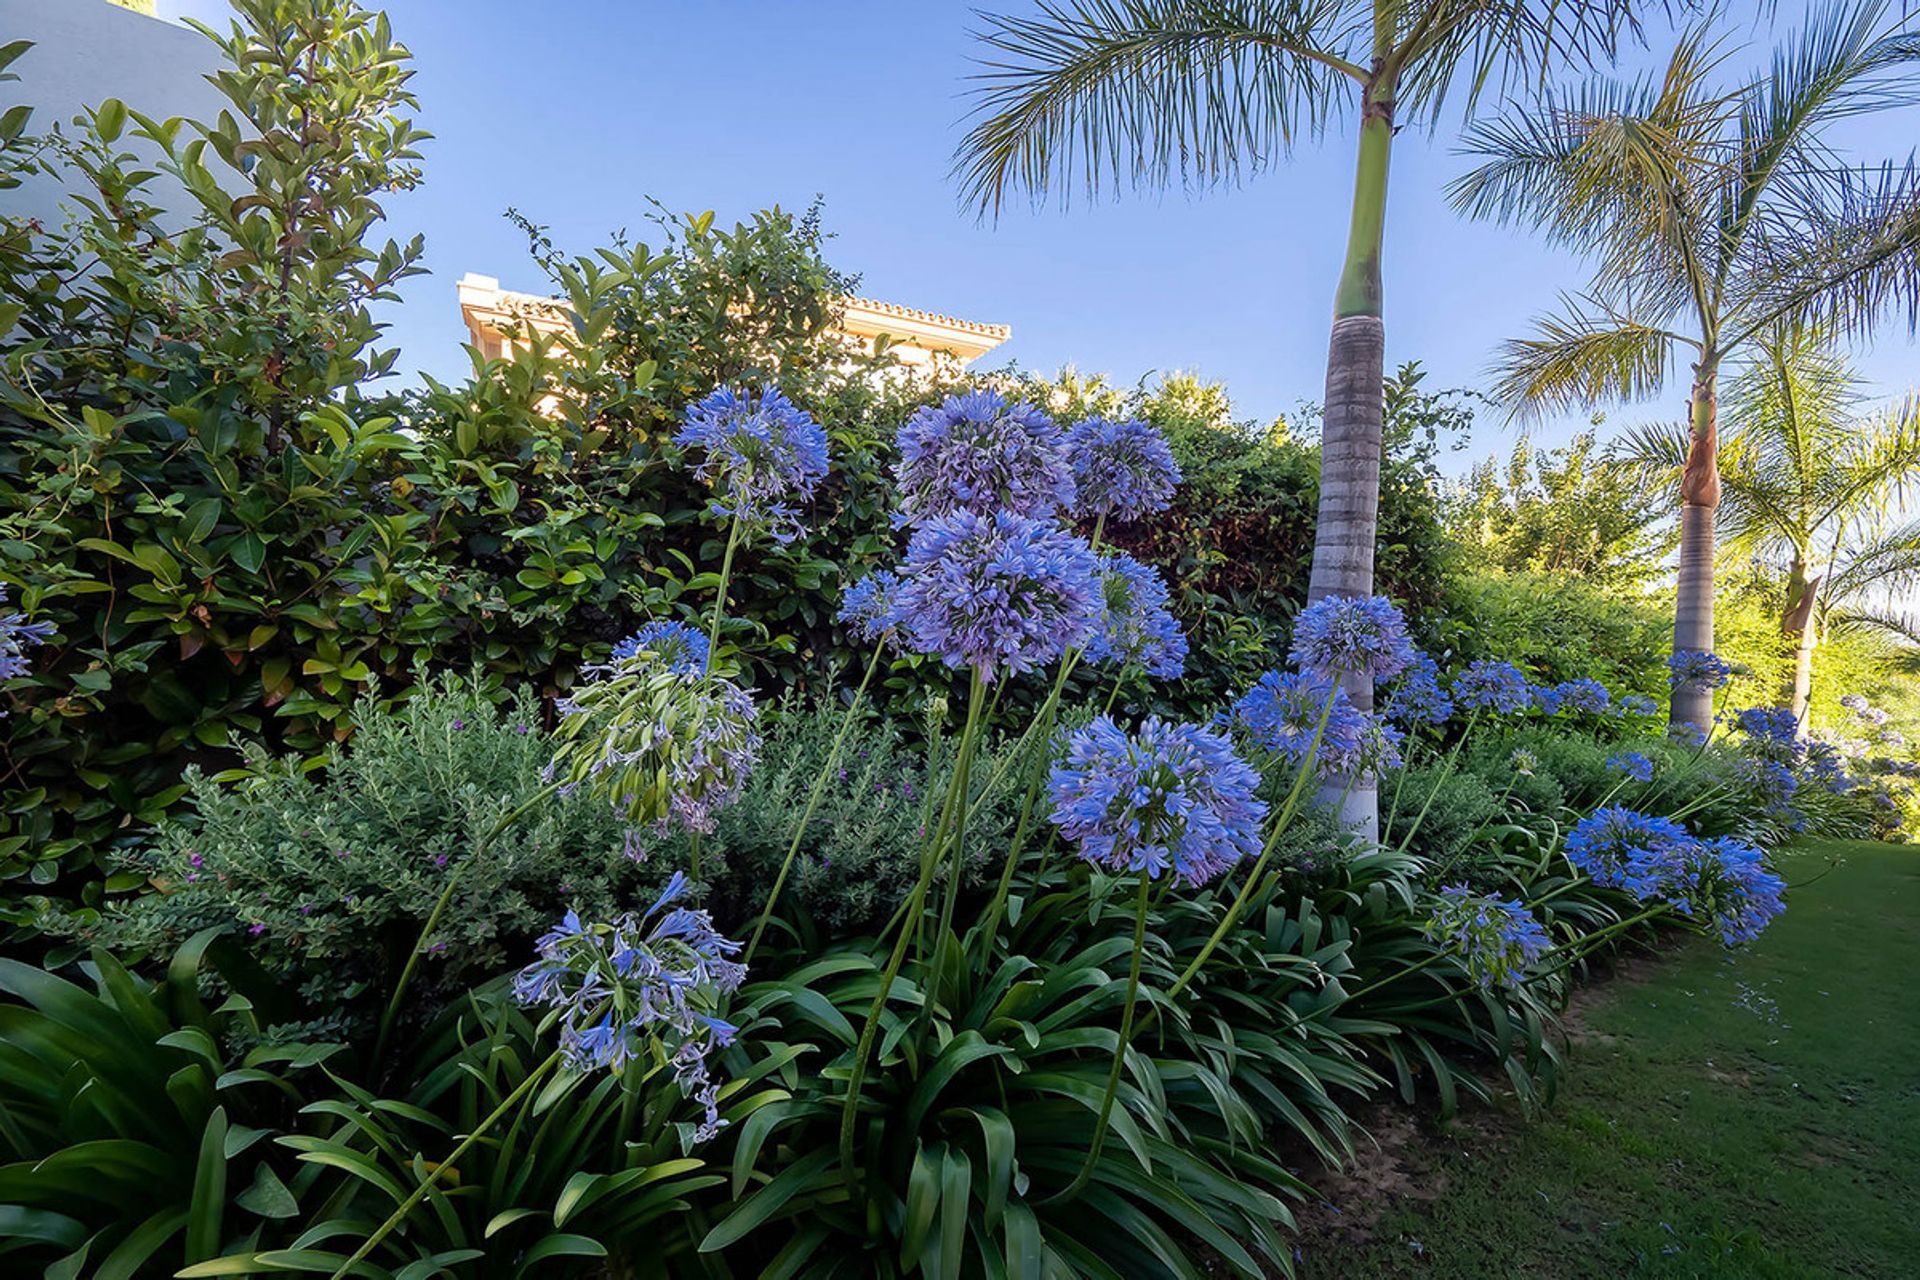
[952,0,1361,217]
[1490,297,1690,416]
[1825,514,1920,605]
[1824,603,1920,650]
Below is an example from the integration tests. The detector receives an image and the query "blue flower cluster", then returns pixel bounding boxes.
[1450,659,1534,715]
[1618,694,1660,718]
[1049,715,1267,887]
[1668,648,1732,691]
[1607,751,1654,783]
[1563,808,1786,945]
[675,386,829,544]
[1655,836,1788,945]
[1537,678,1613,718]
[837,569,906,648]
[611,621,711,675]
[896,511,1101,683]
[0,586,52,686]
[1423,885,1551,991]
[1289,594,1417,681]
[1084,552,1188,679]
[1229,669,1367,776]
[894,390,1074,526]
[513,872,746,1140]
[1065,417,1182,521]
[1728,706,1803,762]
[1384,654,1454,727]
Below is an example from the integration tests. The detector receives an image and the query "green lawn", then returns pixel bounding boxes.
[1301,839,1920,1279]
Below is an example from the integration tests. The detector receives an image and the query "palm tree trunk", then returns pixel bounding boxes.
[1307,89,1392,841]
[1670,367,1720,732]
[1782,557,1821,733]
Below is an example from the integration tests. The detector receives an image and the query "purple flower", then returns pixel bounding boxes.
[1049,716,1266,887]
[1084,552,1187,679]
[893,389,1073,526]
[1065,417,1181,521]
[675,385,829,543]
[1423,885,1550,991]
[1538,678,1613,718]
[895,511,1101,683]
[837,569,906,648]
[611,620,711,676]
[1451,660,1533,715]
[1668,649,1732,691]
[1564,807,1690,898]
[1288,594,1417,681]
[1384,654,1454,727]
[0,585,53,687]
[1228,669,1393,778]
[1607,751,1655,783]
[1646,836,1787,946]
[514,873,746,1140]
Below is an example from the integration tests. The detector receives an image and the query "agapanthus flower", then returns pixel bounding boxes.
[1643,836,1786,946]
[513,872,746,1140]
[1423,885,1552,991]
[1384,654,1454,727]
[0,586,53,685]
[1669,721,1709,748]
[1668,648,1732,691]
[837,569,906,648]
[1288,594,1417,681]
[1228,669,1366,776]
[1537,678,1613,718]
[893,389,1073,526]
[1451,660,1534,715]
[1510,748,1539,777]
[1618,694,1660,718]
[1065,416,1181,521]
[611,620,710,675]
[895,510,1101,683]
[1607,751,1655,783]
[1736,756,1800,821]
[675,385,828,543]
[548,664,761,837]
[1729,706,1802,757]
[1805,740,1850,793]
[1048,716,1267,887]
[1563,807,1691,898]
[1084,552,1188,679]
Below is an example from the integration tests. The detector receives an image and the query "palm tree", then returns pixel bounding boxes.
[950,0,1643,834]
[1450,0,1920,729]
[1618,327,1920,726]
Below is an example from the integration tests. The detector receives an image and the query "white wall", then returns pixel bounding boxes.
[0,0,223,229]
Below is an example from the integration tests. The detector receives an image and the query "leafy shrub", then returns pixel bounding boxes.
[76,670,662,1029]
[1431,570,1669,699]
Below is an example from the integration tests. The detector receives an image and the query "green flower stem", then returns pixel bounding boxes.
[1156,689,1338,1012]
[1101,663,1131,717]
[930,672,989,978]
[332,1044,566,1279]
[1393,710,1480,854]
[1382,737,1419,838]
[690,509,747,882]
[972,650,1086,951]
[839,669,988,1188]
[1533,902,1671,969]
[1059,870,1150,1202]
[743,645,887,964]
[373,782,559,1066]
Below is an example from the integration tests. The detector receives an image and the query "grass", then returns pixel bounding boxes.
[1301,838,1920,1279]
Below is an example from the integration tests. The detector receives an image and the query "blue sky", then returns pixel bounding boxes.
[152,0,1919,472]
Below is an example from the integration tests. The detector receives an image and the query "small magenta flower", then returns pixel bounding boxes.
[1288,594,1417,681]
[513,873,746,1140]
[675,385,829,543]
[1423,885,1551,991]
[895,511,1101,683]
[1065,417,1181,521]
[1084,552,1187,679]
[611,620,712,676]
[1451,660,1534,715]
[1049,716,1267,887]
[894,389,1073,526]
